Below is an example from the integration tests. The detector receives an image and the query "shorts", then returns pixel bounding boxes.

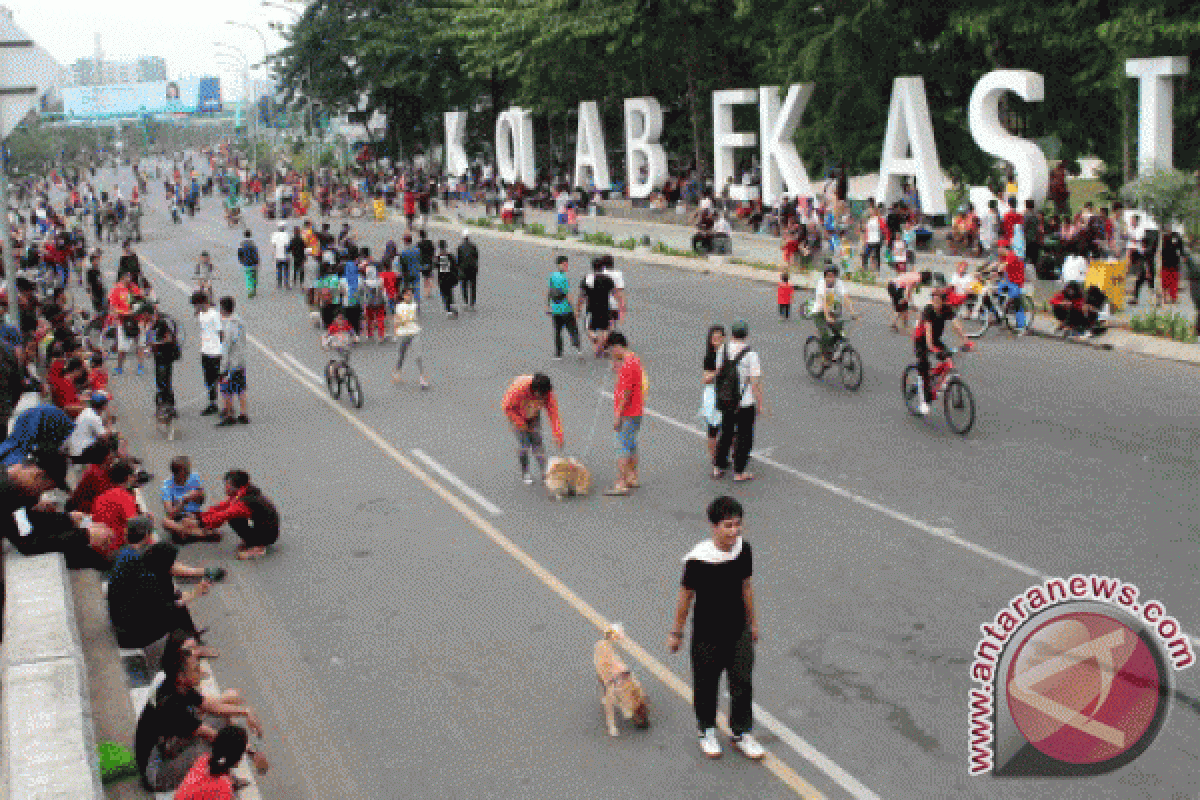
[616,415,642,457]
[220,367,247,396]
[116,318,139,352]
[587,311,612,332]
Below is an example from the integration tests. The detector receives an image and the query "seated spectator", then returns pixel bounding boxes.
[174,725,249,800]
[67,445,119,513]
[1051,281,1085,333]
[692,206,716,253]
[0,404,74,468]
[161,456,220,545]
[91,460,148,559]
[67,392,113,465]
[135,645,267,793]
[187,470,279,560]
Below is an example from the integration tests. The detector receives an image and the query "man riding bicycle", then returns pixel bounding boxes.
[993,239,1029,333]
[914,287,973,415]
[810,265,858,363]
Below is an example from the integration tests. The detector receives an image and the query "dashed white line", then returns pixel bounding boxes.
[411,449,504,516]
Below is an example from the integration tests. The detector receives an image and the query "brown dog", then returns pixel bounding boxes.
[594,625,649,737]
[544,456,591,499]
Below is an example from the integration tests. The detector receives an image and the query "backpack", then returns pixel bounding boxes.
[714,345,750,414]
[237,240,260,267]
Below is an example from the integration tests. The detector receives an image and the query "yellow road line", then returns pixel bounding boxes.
[146,259,825,799]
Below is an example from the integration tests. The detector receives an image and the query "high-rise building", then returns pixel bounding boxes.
[136,57,167,82]
[68,54,168,86]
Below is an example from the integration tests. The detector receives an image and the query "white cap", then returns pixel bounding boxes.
[461,229,469,237]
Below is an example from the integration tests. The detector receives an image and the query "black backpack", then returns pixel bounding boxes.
[238,240,260,267]
[714,345,750,414]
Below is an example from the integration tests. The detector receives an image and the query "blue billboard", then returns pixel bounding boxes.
[62,76,222,117]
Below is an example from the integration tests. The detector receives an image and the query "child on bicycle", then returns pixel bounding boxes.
[323,312,356,355]
[994,240,1029,333]
[913,288,973,416]
[810,265,858,363]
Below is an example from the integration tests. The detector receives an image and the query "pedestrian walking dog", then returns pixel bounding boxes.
[543,456,591,499]
[594,624,649,737]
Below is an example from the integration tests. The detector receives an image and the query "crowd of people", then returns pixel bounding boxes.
[0,173,284,796]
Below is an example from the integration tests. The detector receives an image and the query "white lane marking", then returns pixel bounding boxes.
[281,351,325,386]
[410,449,504,516]
[601,389,1040,577]
[143,257,853,799]
[606,391,1200,650]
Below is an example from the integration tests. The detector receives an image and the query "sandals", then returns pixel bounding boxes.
[733,472,755,482]
[603,485,630,496]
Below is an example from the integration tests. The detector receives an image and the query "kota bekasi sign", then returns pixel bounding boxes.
[444,58,1189,215]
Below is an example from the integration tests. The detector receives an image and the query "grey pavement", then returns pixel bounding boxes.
[78,166,1200,800]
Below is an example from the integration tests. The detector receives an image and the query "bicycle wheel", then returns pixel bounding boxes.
[943,377,976,435]
[839,344,863,390]
[345,369,364,408]
[325,360,342,398]
[902,365,923,415]
[803,336,826,378]
[961,303,990,339]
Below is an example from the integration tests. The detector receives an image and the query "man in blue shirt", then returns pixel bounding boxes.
[160,456,218,544]
[547,255,583,360]
[398,234,423,308]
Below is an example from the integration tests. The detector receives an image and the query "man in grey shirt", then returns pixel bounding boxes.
[215,295,249,426]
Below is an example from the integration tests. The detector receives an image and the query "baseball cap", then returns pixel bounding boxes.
[26,450,69,491]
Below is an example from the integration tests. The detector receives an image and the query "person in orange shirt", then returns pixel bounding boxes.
[106,275,143,375]
[605,331,644,495]
[502,373,564,485]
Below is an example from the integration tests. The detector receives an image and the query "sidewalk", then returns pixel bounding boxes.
[430,204,1200,368]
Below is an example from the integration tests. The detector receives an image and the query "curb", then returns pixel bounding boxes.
[425,213,1200,368]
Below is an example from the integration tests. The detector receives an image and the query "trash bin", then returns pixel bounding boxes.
[1086,257,1128,310]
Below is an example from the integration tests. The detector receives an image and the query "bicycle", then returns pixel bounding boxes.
[960,282,1036,338]
[323,333,364,408]
[803,317,863,390]
[902,347,975,435]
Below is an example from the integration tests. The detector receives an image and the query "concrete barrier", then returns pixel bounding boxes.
[2,552,103,800]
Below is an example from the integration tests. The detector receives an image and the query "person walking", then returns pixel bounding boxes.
[457,230,479,311]
[391,287,428,389]
[667,494,764,761]
[547,255,583,360]
[214,296,248,427]
[712,321,762,482]
[288,225,307,288]
[270,222,291,289]
[236,230,260,299]
[191,292,223,416]
[578,257,618,357]
[604,331,644,495]
[435,239,459,317]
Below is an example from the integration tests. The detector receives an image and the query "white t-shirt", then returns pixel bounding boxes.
[865,216,882,244]
[811,279,847,314]
[393,302,420,336]
[271,230,290,261]
[1126,223,1145,254]
[67,407,106,457]
[713,341,761,408]
[606,269,624,311]
[197,308,223,356]
[980,213,998,247]
[950,272,975,294]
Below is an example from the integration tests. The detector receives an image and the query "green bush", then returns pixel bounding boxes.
[526,223,546,236]
[1129,310,1196,342]
[617,237,638,250]
[581,231,616,246]
[498,223,519,232]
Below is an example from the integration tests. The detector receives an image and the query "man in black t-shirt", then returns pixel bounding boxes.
[668,495,764,761]
[417,229,436,295]
[912,288,971,415]
[117,240,142,285]
[576,258,617,357]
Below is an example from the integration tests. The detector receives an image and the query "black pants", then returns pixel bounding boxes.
[714,405,756,474]
[229,517,279,548]
[201,355,221,407]
[292,255,305,285]
[276,260,290,288]
[691,628,755,734]
[778,303,790,319]
[154,361,175,408]
[344,304,363,333]
[439,275,458,312]
[1133,257,1154,299]
[460,271,477,307]
[551,313,580,357]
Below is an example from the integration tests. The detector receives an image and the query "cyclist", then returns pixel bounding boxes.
[994,239,1029,333]
[809,265,858,364]
[913,287,973,415]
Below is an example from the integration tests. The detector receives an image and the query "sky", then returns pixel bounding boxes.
[3,0,296,99]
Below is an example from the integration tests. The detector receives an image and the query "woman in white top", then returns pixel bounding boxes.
[391,287,428,389]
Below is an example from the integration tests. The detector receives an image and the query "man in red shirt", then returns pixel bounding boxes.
[996,240,1030,333]
[47,357,86,417]
[107,275,143,375]
[91,460,143,559]
[605,331,644,496]
[1001,197,1024,240]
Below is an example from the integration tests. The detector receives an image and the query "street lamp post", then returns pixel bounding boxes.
[225,21,276,182]
[214,42,255,179]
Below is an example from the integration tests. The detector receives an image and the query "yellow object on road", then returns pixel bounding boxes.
[373,198,386,222]
[1086,258,1128,310]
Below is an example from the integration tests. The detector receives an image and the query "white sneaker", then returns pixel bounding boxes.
[917,401,931,416]
[522,471,534,485]
[731,733,765,760]
[698,728,722,758]
[1079,330,1094,340]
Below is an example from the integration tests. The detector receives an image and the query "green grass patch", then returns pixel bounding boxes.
[616,237,638,250]
[842,269,880,286]
[525,222,547,236]
[498,222,519,232]
[1129,309,1197,342]
[581,231,616,247]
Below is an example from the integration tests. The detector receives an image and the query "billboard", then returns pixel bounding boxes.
[62,76,221,117]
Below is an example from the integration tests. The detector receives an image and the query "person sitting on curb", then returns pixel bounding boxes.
[184,470,279,560]
[160,456,221,545]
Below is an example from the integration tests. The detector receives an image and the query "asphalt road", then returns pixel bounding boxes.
[88,164,1199,800]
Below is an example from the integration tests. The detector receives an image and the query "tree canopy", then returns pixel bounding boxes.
[270,0,1200,181]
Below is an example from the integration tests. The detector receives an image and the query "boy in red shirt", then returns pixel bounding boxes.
[776,272,795,320]
[995,240,1029,333]
[605,331,644,496]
